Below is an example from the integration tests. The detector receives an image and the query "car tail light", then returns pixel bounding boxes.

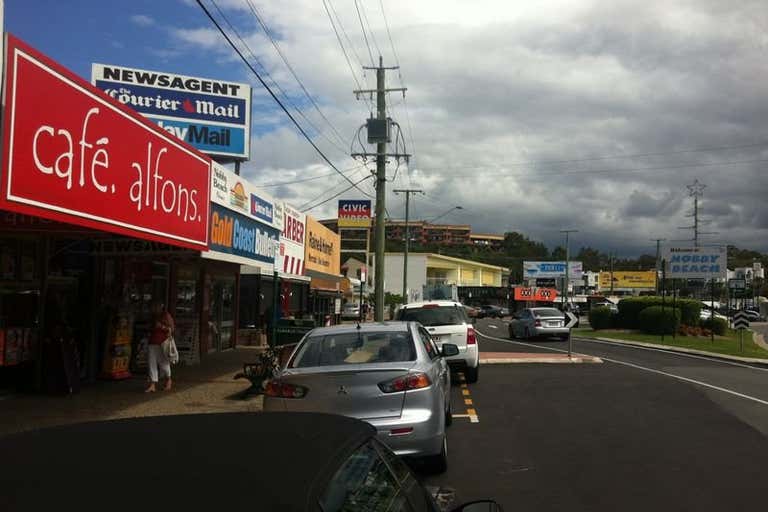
[390,427,413,436]
[264,380,308,399]
[534,319,542,327]
[378,372,431,393]
[467,326,477,345]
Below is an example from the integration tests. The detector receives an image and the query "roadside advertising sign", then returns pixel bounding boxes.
[210,163,283,231]
[338,199,372,228]
[523,261,583,279]
[279,203,306,276]
[514,287,558,302]
[305,216,340,275]
[728,278,746,290]
[1,35,211,250]
[662,246,726,279]
[598,271,657,289]
[92,63,251,159]
[206,203,278,266]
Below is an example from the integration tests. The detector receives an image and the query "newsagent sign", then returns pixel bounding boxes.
[1,35,211,250]
[92,63,251,159]
[662,246,726,279]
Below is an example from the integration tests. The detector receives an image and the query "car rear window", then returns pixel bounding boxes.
[533,308,563,318]
[397,306,468,326]
[290,331,416,368]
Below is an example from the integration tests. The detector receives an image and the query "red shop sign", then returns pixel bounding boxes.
[1,35,211,250]
[514,287,558,302]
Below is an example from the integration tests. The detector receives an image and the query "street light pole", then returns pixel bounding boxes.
[427,205,463,224]
[394,189,423,303]
[560,229,578,310]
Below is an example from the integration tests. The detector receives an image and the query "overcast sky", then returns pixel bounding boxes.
[9,1,768,256]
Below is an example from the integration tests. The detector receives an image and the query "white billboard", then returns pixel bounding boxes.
[662,246,726,279]
[523,261,583,279]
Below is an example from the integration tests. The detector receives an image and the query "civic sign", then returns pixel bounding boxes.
[207,203,278,266]
[514,287,558,302]
[662,246,726,279]
[523,261,583,279]
[598,271,657,289]
[338,199,372,228]
[209,162,283,231]
[1,35,211,250]
[279,203,306,276]
[92,63,251,159]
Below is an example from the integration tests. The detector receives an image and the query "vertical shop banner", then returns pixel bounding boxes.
[662,246,726,279]
[338,199,372,228]
[208,203,278,265]
[280,202,306,276]
[209,162,283,231]
[92,63,251,159]
[1,35,211,249]
[305,216,340,275]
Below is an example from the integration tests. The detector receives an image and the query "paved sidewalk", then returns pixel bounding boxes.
[0,347,264,437]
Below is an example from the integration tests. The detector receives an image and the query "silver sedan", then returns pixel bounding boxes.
[509,307,570,340]
[263,321,458,473]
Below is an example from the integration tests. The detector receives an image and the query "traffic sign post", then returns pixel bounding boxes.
[733,311,750,353]
[565,311,579,358]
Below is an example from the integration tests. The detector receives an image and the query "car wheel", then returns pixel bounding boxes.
[465,364,479,384]
[424,436,448,474]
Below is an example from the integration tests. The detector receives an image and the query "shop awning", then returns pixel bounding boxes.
[306,269,344,292]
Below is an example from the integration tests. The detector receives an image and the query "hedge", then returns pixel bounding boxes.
[638,306,681,335]
[616,296,701,328]
[588,306,614,330]
[701,317,728,336]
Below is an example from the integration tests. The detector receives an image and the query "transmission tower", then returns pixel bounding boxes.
[677,179,717,247]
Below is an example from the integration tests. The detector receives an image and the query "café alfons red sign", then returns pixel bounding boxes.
[1,34,211,250]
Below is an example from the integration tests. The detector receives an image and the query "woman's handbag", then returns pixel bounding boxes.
[162,336,180,365]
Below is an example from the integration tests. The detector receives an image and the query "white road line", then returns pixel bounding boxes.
[573,336,768,373]
[477,330,768,407]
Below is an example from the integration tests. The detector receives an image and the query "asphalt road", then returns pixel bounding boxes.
[422,318,768,511]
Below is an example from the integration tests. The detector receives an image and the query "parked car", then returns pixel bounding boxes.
[264,321,456,472]
[396,301,480,383]
[700,309,728,322]
[508,307,570,340]
[477,304,504,318]
[744,309,763,322]
[592,301,619,314]
[464,304,480,319]
[0,412,502,512]
[341,302,360,319]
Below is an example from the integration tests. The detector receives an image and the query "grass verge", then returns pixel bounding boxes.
[573,327,768,359]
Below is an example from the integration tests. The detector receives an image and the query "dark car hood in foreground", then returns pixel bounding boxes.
[0,412,375,512]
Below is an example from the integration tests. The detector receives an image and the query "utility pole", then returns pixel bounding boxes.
[352,57,409,321]
[394,188,423,303]
[560,230,578,310]
[678,180,716,248]
[651,238,666,295]
[609,251,615,295]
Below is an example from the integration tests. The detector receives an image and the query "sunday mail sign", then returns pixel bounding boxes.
[662,246,726,279]
[92,63,251,159]
[1,35,211,250]
[210,162,283,232]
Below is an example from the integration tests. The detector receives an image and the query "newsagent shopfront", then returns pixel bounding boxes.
[0,36,220,392]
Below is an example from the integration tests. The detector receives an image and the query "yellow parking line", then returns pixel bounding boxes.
[466,408,477,416]
[464,398,473,405]
[461,389,470,396]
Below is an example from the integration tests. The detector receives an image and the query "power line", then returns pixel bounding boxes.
[354,0,375,66]
[435,158,768,180]
[207,0,351,157]
[302,174,374,212]
[197,0,372,199]
[299,167,368,209]
[358,0,382,62]
[255,164,365,188]
[417,141,768,172]
[245,0,348,148]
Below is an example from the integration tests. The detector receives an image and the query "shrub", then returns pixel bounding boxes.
[589,306,614,330]
[701,317,727,336]
[638,306,680,335]
[615,296,699,329]
[676,299,702,327]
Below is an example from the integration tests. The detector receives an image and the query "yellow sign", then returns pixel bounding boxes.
[599,271,657,289]
[305,216,341,275]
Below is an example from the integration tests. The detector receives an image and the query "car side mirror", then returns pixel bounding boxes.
[441,343,459,357]
[450,500,504,512]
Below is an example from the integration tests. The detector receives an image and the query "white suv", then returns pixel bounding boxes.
[396,300,480,383]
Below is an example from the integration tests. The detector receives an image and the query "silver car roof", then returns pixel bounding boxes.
[306,321,414,337]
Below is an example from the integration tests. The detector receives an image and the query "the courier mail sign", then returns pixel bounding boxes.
[92,64,251,159]
[662,246,726,279]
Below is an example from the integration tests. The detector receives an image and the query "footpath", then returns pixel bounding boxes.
[0,347,263,437]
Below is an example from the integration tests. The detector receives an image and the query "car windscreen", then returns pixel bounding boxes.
[397,306,467,326]
[290,331,416,368]
[533,308,564,318]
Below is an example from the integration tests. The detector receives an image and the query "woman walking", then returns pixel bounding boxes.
[145,302,174,393]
